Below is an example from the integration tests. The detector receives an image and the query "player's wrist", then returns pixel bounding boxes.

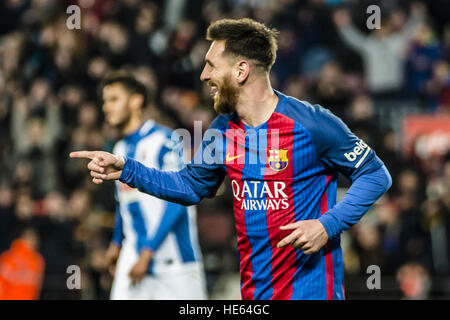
[114,155,125,170]
[139,247,153,262]
[110,241,121,250]
[317,217,332,239]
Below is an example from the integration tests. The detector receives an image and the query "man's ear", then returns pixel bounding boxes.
[234,60,250,84]
[129,94,144,111]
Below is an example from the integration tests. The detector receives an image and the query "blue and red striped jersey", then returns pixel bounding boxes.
[119,89,391,300]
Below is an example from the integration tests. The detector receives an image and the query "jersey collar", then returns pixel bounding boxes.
[123,120,155,144]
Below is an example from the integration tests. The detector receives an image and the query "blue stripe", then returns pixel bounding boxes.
[127,201,155,274]
[112,204,124,245]
[173,207,196,262]
[128,202,148,252]
[242,124,273,300]
[325,179,345,300]
[158,145,171,169]
[332,234,344,300]
[155,126,178,169]
[290,120,328,299]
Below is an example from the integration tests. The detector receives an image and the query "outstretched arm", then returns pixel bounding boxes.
[69,150,225,206]
[70,115,228,205]
[120,157,224,205]
[333,8,368,53]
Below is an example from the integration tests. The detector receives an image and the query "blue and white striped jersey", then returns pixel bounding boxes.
[112,120,202,274]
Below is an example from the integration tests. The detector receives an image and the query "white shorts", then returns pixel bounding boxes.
[110,244,207,300]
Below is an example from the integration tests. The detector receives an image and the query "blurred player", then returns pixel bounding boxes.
[71,19,392,300]
[101,73,206,300]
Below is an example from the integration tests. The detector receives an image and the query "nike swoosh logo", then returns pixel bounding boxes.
[226,152,244,162]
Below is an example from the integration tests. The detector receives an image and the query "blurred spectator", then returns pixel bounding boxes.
[352,221,387,275]
[309,61,352,120]
[345,94,380,148]
[10,80,62,197]
[377,129,403,180]
[396,262,431,299]
[32,190,85,299]
[333,3,426,96]
[0,227,45,300]
[405,21,441,97]
[0,184,16,253]
[391,168,432,270]
[271,28,303,89]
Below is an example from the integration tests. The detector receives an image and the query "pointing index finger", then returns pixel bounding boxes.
[280,221,302,230]
[70,151,96,160]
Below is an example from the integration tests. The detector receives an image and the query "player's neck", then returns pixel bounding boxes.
[236,77,278,128]
[122,114,144,136]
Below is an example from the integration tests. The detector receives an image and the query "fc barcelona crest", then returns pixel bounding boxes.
[268,149,289,172]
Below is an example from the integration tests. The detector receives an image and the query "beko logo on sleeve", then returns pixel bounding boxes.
[344,140,371,168]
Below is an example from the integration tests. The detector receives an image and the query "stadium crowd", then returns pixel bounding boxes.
[0,0,449,299]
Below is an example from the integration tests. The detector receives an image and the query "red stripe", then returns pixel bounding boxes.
[320,175,334,300]
[265,113,297,300]
[226,121,255,300]
[342,280,346,300]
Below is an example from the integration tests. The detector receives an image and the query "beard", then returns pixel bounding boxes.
[115,114,132,133]
[106,108,132,133]
[212,75,239,115]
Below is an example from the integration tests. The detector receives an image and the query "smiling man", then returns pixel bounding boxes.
[70,18,392,300]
